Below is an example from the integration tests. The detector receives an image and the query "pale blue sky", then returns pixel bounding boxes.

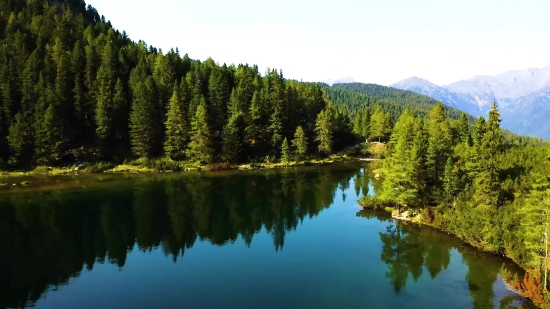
[88,0,550,86]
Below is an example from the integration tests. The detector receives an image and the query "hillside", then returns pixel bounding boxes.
[392,66,550,140]
[328,82,474,121]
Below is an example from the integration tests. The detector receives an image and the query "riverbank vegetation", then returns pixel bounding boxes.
[358,102,550,307]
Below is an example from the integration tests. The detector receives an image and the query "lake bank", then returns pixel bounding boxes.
[358,199,545,308]
[0,159,379,194]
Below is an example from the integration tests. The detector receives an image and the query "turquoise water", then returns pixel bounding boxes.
[0,163,532,308]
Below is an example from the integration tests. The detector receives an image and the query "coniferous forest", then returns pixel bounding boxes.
[1,0,550,307]
[359,101,550,307]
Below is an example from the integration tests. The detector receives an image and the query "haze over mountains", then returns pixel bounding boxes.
[391,65,550,140]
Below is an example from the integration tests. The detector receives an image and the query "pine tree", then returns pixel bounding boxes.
[35,104,63,164]
[113,78,129,151]
[473,102,502,208]
[164,84,190,160]
[8,112,31,165]
[188,100,214,163]
[369,106,391,142]
[281,137,291,163]
[291,126,308,161]
[245,91,263,148]
[221,111,246,163]
[443,157,459,199]
[269,106,284,157]
[426,102,452,186]
[315,110,333,155]
[129,77,163,158]
[381,110,419,210]
[458,113,472,146]
[520,167,550,291]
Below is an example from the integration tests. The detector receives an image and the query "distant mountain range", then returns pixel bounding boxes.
[391,65,550,139]
[321,77,356,86]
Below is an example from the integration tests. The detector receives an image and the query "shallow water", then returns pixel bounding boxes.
[0,163,534,308]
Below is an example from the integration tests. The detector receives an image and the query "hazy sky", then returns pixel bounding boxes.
[88,0,550,86]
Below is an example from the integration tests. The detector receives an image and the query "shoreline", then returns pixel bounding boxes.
[359,204,542,308]
[0,157,378,194]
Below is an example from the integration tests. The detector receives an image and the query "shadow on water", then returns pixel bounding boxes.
[0,162,537,309]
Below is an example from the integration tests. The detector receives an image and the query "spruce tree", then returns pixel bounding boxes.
[426,102,452,186]
[443,157,459,199]
[245,91,262,148]
[269,106,284,157]
[458,113,472,146]
[381,110,419,209]
[473,102,503,208]
[35,104,63,164]
[164,84,190,160]
[8,112,31,165]
[520,159,550,291]
[315,110,333,156]
[281,137,291,163]
[188,100,214,163]
[221,111,246,163]
[129,77,163,158]
[291,126,308,161]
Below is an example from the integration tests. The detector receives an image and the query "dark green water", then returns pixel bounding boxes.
[0,163,533,308]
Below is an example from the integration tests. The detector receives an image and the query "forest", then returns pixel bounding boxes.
[359,101,550,307]
[0,0,540,170]
[1,0,550,307]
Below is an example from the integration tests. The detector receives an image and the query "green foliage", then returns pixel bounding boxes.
[281,137,291,163]
[188,100,214,163]
[164,84,190,160]
[129,77,163,158]
[222,111,246,163]
[315,109,333,155]
[291,126,308,161]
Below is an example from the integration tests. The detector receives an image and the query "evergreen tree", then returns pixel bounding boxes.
[291,126,308,161]
[458,113,472,146]
[129,77,163,158]
[521,160,550,291]
[35,104,63,164]
[369,106,391,142]
[188,100,214,163]
[315,109,333,155]
[164,84,190,160]
[381,110,420,209]
[245,91,263,151]
[8,112,31,165]
[473,102,502,208]
[443,157,459,199]
[281,137,291,163]
[269,106,284,157]
[221,111,246,163]
[426,102,452,186]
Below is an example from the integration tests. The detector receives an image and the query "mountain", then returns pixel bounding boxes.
[391,66,550,139]
[324,82,477,121]
[322,77,356,86]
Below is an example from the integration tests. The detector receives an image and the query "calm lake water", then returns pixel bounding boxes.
[0,163,534,309]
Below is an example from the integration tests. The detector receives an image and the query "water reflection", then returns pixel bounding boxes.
[0,165,360,308]
[0,164,535,309]
[369,215,534,309]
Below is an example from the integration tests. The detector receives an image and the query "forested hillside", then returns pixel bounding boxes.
[325,83,543,146]
[0,0,358,168]
[0,0,541,170]
[359,102,550,307]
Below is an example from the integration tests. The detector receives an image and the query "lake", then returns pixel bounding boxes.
[0,162,534,308]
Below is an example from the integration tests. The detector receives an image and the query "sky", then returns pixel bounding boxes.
[88,0,550,86]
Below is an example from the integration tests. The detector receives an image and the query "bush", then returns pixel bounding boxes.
[144,158,183,172]
[88,161,114,173]
[357,195,388,210]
